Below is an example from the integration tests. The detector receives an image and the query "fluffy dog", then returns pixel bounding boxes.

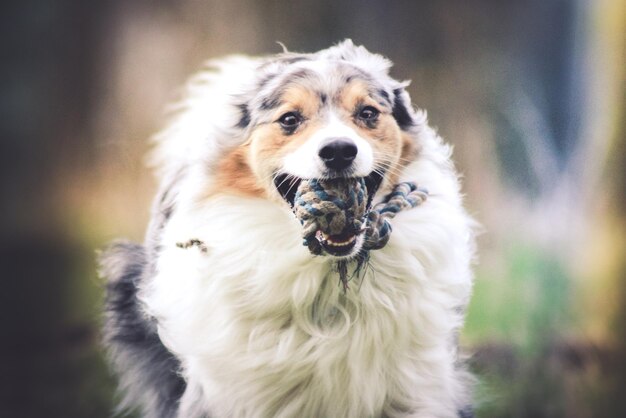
[101,40,475,418]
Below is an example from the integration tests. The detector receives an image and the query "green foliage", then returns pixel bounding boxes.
[465,243,571,347]
[464,243,574,417]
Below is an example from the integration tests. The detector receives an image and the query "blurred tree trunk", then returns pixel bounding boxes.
[0,1,117,417]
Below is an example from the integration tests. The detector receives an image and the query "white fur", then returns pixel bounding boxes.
[140,40,475,418]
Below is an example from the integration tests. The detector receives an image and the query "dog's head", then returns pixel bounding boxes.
[174,41,422,258]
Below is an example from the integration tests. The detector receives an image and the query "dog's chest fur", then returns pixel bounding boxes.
[140,159,471,418]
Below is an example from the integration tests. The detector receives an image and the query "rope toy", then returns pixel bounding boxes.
[362,182,429,250]
[293,177,428,289]
[294,177,367,255]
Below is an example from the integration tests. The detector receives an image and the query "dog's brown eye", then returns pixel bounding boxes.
[357,106,379,121]
[277,112,302,133]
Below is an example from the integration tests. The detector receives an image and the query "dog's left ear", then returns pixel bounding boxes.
[391,86,416,131]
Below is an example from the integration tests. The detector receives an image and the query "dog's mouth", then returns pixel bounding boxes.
[274,174,302,208]
[274,171,384,257]
[313,229,358,257]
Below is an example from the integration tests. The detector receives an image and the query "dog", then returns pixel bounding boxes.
[101,40,476,418]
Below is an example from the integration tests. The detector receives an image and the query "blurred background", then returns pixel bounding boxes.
[1,0,625,417]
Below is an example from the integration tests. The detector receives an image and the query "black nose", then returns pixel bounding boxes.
[318,138,358,171]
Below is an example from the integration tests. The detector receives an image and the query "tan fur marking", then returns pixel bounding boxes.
[400,131,420,163]
[337,80,372,112]
[212,145,266,198]
[281,87,319,118]
[251,121,322,166]
[383,132,416,186]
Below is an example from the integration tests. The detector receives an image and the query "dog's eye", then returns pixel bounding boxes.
[277,112,303,133]
[357,106,380,122]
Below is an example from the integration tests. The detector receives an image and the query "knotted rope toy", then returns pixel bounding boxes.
[293,177,428,290]
[294,177,367,256]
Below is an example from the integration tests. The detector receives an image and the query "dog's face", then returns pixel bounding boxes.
[212,47,419,257]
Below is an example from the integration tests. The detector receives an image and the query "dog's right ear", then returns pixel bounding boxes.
[391,86,416,131]
[390,84,424,161]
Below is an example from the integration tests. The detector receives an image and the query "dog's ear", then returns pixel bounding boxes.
[391,86,416,131]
